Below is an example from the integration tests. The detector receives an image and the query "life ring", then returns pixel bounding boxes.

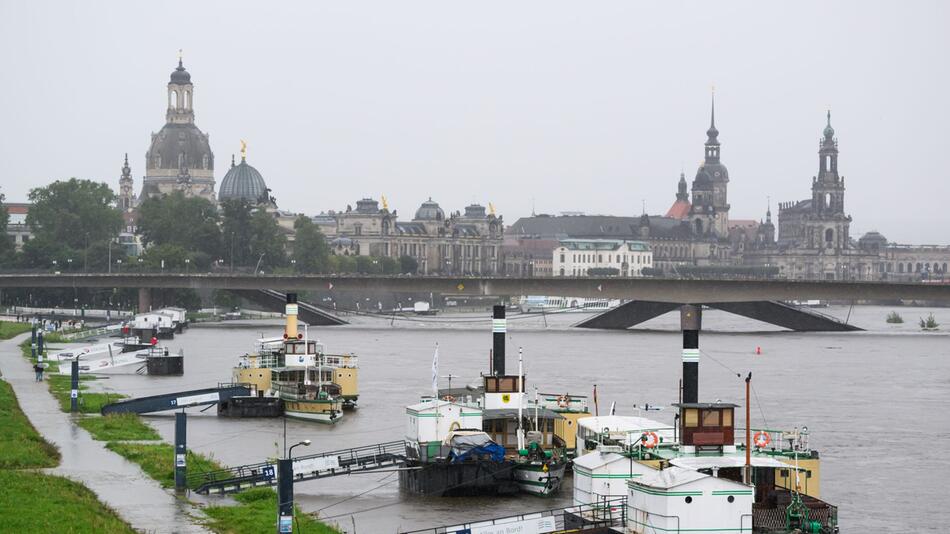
[441,395,456,403]
[557,395,569,409]
[641,431,659,449]
[754,431,771,448]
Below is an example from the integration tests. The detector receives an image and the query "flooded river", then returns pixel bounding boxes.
[91,305,950,532]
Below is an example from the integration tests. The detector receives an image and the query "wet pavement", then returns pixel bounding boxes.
[0,333,210,534]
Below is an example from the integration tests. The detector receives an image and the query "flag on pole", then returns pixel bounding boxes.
[431,343,439,399]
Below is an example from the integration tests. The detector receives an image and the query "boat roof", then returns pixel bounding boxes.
[671,455,804,471]
[573,450,629,470]
[672,402,740,409]
[483,408,563,420]
[406,399,480,413]
[632,465,710,489]
[577,415,671,432]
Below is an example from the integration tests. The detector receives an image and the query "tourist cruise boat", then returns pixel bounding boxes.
[405,305,587,497]
[568,374,838,532]
[223,294,358,423]
[518,295,621,313]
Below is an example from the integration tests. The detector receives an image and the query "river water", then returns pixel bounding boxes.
[88,305,949,533]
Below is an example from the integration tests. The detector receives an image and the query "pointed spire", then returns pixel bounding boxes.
[706,87,719,144]
[123,153,129,166]
[231,154,236,167]
[822,109,835,141]
[766,196,772,223]
[178,48,183,69]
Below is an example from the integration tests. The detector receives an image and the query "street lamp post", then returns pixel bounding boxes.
[185,258,191,274]
[278,440,311,534]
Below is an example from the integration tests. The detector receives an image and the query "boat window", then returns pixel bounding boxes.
[684,408,698,427]
[721,409,733,427]
[702,410,720,427]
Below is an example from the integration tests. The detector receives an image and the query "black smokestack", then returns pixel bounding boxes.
[492,305,506,376]
[680,305,701,404]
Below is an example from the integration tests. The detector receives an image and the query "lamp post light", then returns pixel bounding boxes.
[137,258,143,271]
[116,259,122,273]
[52,260,58,273]
[278,439,311,534]
[67,258,73,271]
[290,259,296,272]
[185,258,191,274]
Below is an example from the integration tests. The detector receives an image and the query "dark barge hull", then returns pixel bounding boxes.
[146,355,183,375]
[217,396,283,417]
[399,460,519,496]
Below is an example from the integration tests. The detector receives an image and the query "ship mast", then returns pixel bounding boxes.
[517,347,525,450]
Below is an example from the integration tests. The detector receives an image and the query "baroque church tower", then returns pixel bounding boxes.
[118,153,135,211]
[141,53,215,201]
[805,111,851,249]
[689,93,731,237]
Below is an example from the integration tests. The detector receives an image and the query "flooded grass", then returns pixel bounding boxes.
[0,321,31,340]
[46,373,126,414]
[0,470,134,534]
[203,487,341,534]
[0,380,60,469]
[77,414,161,441]
[105,442,225,489]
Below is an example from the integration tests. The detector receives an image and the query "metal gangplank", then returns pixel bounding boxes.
[190,440,408,495]
[100,385,251,415]
[400,497,628,534]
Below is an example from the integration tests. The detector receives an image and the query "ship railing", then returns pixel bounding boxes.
[399,496,627,534]
[739,427,812,455]
[752,491,838,532]
[322,353,358,368]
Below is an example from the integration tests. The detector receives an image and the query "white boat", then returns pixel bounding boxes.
[519,295,621,313]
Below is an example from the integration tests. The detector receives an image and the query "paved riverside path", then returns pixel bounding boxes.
[0,334,210,534]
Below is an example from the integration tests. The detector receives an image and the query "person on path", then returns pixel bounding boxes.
[33,363,44,382]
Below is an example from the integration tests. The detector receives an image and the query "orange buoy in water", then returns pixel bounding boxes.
[755,346,762,355]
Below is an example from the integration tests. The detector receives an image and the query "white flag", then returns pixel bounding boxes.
[431,343,439,399]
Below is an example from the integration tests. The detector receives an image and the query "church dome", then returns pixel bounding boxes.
[414,198,444,221]
[464,204,487,218]
[146,122,213,172]
[219,156,268,203]
[858,231,887,252]
[170,59,191,84]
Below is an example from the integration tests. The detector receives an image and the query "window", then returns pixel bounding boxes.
[560,254,565,263]
[684,408,698,427]
[685,496,693,504]
[722,409,732,427]
[702,410,720,427]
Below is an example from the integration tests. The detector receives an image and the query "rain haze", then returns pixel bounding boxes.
[1,0,948,243]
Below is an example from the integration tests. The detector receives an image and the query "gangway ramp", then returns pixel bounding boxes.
[190,440,408,495]
[101,385,251,415]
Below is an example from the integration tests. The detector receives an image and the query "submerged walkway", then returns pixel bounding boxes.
[0,334,210,534]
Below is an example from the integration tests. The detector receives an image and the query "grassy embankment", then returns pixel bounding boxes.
[0,321,32,340]
[16,334,340,532]
[202,488,341,534]
[0,379,133,533]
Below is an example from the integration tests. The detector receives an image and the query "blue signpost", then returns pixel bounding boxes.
[175,412,187,492]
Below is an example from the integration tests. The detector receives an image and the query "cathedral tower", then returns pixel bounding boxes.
[118,153,135,211]
[805,111,851,249]
[689,93,730,236]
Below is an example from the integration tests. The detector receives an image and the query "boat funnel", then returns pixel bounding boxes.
[285,293,300,340]
[492,305,505,376]
[680,305,701,404]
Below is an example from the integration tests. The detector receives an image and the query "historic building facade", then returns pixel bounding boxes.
[321,198,504,275]
[552,239,652,277]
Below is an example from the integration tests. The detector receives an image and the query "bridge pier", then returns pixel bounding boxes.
[138,287,152,313]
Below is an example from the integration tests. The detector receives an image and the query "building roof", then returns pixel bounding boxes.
[147,122,213,172]
[632,465,709,490]
[169,59,191,85]
[219,156,268,203]
[414,198,444,221]
[508,215,694,240]
[394,222,428,236]
[665,198,691,219]
[557,239,650,252]
[780,199,812,214]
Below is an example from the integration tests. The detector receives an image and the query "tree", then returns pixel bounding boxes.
[398,255,419,274]
[292,216,330,273]
[0,190,16,265]
[21,179,123,270]
[379,256,398,274]
[220,199,254,268]
[248,209,287,271]
[26,178,122,250]
[137,192,221,257]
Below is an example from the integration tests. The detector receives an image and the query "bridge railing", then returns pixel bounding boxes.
[187,439,408,491]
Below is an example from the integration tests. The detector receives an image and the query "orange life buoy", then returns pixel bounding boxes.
[557,395,569,409]
[441,395,456,403]
[754,431,771,448]
[641,431,659,449]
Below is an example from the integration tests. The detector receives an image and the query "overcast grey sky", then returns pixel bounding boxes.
[1,1,947,243]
